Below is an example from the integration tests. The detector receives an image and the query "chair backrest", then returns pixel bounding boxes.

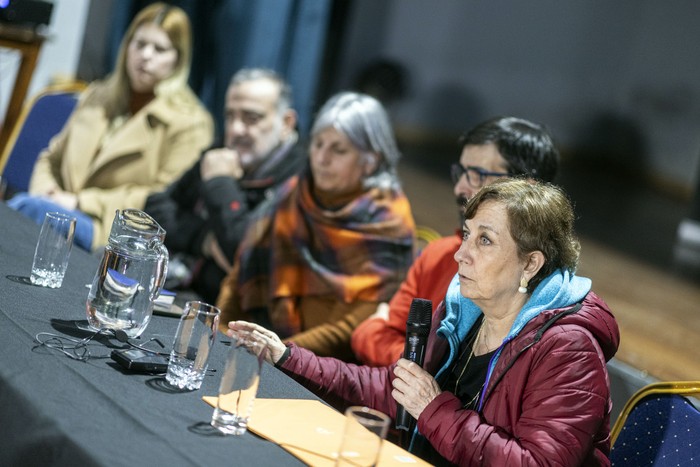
[416,224,443,254]
[0,81,86,198]
[610,381,700,466]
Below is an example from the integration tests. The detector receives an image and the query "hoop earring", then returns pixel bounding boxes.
[518,277,528,294]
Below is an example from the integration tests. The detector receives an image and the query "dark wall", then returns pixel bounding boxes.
[330,0,700,194]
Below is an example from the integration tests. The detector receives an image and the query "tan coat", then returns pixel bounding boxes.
[29,85,213,250]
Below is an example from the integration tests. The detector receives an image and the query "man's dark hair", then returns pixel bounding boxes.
[459,116,560,182]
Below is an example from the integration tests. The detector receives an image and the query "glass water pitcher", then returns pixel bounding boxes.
[86,209,168,338]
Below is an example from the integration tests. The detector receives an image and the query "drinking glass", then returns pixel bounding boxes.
[210,337,266,435]
[335,406,391,467]
[165,301,220,390]
[30,211,76,288]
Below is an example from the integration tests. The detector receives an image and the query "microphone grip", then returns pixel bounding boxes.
[395,332,428,431]
[395,298,432,434]
[395,403,412,431]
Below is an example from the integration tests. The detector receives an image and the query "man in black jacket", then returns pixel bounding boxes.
[145,68,306,303]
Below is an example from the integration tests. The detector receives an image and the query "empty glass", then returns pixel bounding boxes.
[211,337,266,435]
[335,406,391,467]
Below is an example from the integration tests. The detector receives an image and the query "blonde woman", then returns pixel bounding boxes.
[10,3,213,250]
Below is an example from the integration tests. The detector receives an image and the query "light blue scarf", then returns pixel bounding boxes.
[434,269,591,383]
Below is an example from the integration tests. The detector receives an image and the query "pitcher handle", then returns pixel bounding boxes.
[150,243,170,300]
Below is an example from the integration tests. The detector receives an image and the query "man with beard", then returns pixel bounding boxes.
[351,116,561,366]
[145,68,305,304]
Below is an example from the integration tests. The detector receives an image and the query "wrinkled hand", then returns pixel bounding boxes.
[227,320,287,365]
[392,358,442,420]
[200,148,243,181]
[46,189,78,210]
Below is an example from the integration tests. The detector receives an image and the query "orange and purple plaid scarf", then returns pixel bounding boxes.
[229,172,415,337]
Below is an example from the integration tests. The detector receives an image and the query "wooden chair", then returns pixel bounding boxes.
[609,380,700,466]
[0,81,86,199]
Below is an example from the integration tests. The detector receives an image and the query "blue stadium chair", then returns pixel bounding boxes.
[610,381,700,466]
[0,81,86,199]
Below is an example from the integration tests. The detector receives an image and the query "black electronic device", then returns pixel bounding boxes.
[0,0,54,28]
[395,298,432,432]
[111,348,169,373]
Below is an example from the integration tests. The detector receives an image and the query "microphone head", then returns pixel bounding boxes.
[407,298,432,328]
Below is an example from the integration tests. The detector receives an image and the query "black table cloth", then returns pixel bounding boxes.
[0,203,314,466]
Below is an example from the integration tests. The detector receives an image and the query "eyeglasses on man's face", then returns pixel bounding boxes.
[450,164,509,188]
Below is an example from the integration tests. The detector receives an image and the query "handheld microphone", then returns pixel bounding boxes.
[395,298,432,431]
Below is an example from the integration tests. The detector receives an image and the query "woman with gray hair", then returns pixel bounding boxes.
[309,91,401,191]
[216,91,416,362]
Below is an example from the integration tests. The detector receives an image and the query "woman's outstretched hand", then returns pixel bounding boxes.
[226,320,287,365]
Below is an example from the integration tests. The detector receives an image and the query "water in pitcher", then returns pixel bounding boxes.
[86,209,168,338]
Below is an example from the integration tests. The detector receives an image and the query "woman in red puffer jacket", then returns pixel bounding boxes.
[227,178,620,466]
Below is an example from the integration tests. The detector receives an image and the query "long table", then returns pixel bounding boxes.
[0,202,315,466]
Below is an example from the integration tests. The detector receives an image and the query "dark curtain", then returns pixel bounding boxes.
[108,0,333,139]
